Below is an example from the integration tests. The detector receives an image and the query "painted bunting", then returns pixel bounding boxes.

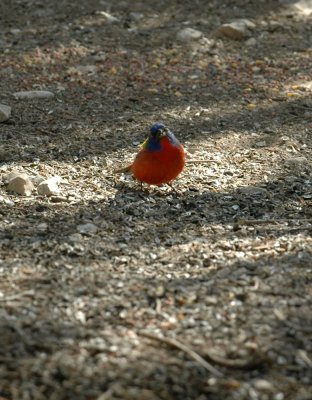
[116,123,185,185]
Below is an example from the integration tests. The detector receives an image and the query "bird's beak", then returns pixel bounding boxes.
[158,127,168,138]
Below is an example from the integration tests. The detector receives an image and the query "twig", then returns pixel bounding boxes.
[204,350,269,370]
[237,219,278,225]
[0,290,35,302]
[114,165,132,174]
[36,127,55,135]
[186,160,215,164]
[138,331,223,377]
[237,218,312,226]
[265,226,312,232]
[31,104,46,113]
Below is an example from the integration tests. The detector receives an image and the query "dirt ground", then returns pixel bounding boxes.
[1,0,312,399]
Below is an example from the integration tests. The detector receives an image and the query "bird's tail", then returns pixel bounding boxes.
[113,164,132,174]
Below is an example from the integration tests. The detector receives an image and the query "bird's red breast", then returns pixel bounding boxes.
[130,135,185,185]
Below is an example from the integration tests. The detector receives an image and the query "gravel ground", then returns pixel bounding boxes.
[0,1,312,399]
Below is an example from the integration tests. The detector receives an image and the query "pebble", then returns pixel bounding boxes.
[0,195,14,206]
[37,222,48,232]
[293,0,312,15]
[240,19,256,29]
[32,8,53,17]
[239,186,267,196]
[30,174,46,186]
[217,19,255,40]
[254,141,267,148]
[13,90,55,100]
[92,52,106,62]
[155,285,165,297]
[50,195,67,203]
[68,233,83,243]
[10,28,21,35]
[2,170,20,183]
[285,156,307,167]
[72,65,97,75]
[217,22,246,40]
[7,173,34,196]
[253,379,274,392]
[77,223,98,235]
[299,81,312,90]
[0,104,11,122]
[283,175,299,184]
[176,28,203,42]
[268,21,282,32]
[245,37,257,46]
[37,177,61,196]
[96,11,119,23]
[129,12,144,21]
[205,296,218,305]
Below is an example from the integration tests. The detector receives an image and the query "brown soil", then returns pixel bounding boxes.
[0,1,312,399]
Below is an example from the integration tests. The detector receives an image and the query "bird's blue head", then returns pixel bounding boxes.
[142,123,167,151]
[144,122,180,151]
[150,123,167,139]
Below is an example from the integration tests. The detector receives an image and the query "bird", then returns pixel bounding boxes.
[116,123,185,186]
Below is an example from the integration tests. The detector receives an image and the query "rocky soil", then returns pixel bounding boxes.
[0,0,312,399]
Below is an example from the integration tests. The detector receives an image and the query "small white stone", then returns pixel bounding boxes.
[252,66,261,73]
[37,176,61,196]
[254,140,267,148]
[176,27,203,42]
[238,18,256,29]
[129,12,144,21]
[13,90,55,99]
[0,195,14,206]
[245,37,257,46]
[75,310,86,324]
[37,222,48,232]
[96,11,119,23]
[299,81,312,90]
[253,379,274,391]
[69,65,97,75]
[0,104,11,122]
[68,233,83,242]
[7,173,34,196]
[78,65,97,74]
[77,223,98,235]
[268,21,282,32]
[10,28,21,35]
